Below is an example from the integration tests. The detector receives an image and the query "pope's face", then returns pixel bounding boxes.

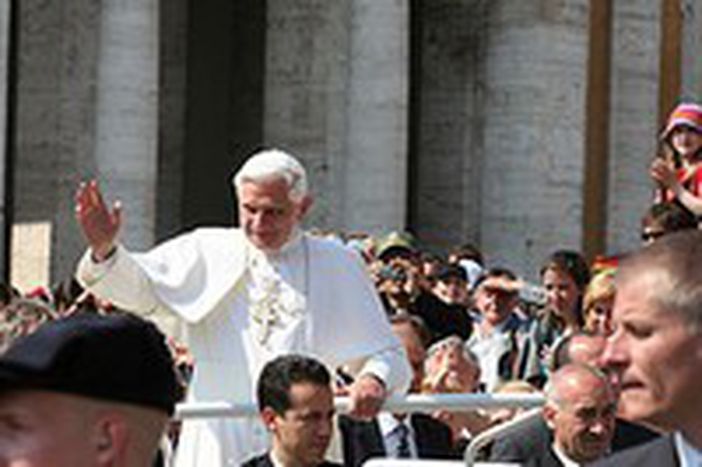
[238,178,311,252]
[601,272,702,430]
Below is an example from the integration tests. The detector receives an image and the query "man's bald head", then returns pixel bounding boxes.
[543,364,617,463]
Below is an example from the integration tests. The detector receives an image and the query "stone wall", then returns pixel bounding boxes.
[478,0,590,278]
[4,0,702,286]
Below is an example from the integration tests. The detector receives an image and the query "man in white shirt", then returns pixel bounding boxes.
[594,230,702,466]
[74,148,411,467]
[465,268,527,392]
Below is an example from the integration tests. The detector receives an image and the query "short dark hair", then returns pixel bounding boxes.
[389,312,432,348]
[449,242,484,266]
[257,354,331,415]
[641,202,697,234]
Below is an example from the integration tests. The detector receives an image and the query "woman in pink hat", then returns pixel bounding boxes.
[650,102,702,216]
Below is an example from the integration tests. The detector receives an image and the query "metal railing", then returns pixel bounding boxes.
[175,392,545,419]
[175,392,544,467]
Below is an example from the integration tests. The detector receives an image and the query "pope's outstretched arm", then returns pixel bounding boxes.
[74,180,164,315]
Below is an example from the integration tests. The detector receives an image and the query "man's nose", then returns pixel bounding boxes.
[251,211,268,227]
[601,331,625,368]
[589,418,609,437]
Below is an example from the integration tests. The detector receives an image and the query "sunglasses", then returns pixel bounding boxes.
[641,230,665,242]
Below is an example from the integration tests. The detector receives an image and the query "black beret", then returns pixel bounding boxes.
[0,313,179,415]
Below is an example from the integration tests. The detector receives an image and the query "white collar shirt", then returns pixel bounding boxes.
[377,412,418,458]
[551,442,581,467]
[675,432,702,467]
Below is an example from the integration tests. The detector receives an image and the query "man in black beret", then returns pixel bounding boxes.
[0,312,179,467]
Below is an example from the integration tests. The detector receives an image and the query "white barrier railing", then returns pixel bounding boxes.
[175,392,545,419]
[174,393,545,467]
[462,408,542,466]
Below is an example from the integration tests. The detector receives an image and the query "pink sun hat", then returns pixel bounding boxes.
[661,102,702,141]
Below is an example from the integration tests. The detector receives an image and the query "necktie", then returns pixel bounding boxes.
[395,423,411,458]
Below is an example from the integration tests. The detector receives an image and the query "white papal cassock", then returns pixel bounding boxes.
[76,227,410,467]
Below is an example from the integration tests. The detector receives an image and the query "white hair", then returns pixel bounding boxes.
[424,335,479,373]
[232,148,309,201]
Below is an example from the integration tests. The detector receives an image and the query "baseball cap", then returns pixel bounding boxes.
[434,264,468,282]
[375,231,416,261]
[0,312,179,415]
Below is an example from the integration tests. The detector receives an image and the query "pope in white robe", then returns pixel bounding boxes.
[74,149,411,467]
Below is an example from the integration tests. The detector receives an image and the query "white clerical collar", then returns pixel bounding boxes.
[551,442,582,467]
[674,432,702,467]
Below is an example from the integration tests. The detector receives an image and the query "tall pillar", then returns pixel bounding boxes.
[13,1,103,284]
[264,0,350,229]
[605,0,661,254]
[479,1,589,278]
[680,0,702,99]
[0,0,11,279]
[94,0,159,250]
[264,0,408,234]
[409,0,486,250]
[342,0,408,233]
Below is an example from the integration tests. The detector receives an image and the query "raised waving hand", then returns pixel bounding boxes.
[75,180,123,261]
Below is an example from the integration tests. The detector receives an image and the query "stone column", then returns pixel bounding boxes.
[342,0,408,233]
[0,0,11,279]
[264,0,350,229]
[479,1,589,278]
[264,0,408,234]
[680,0,702,99]
[410,0,486,249]
[605,0,661,253]
[94,0,159,250]
[13,1,103,283]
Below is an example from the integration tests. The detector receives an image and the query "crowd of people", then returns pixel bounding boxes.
[1,102,702,466]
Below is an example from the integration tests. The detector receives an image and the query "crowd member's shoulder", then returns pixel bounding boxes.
[612,418,660,452]
[488,413,550,462]
[587,435,676,467]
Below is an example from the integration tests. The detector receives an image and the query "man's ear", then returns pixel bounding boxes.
[298,195,313,218]
[92,413,128,466]
[542,404,557,430]
[261,407,280,433]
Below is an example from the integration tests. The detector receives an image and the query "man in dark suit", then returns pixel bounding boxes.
[499,364,617,466]
[339,314,457,466]
[243,355,340,467]
[489,333,657,465]
[592,231,702,466]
